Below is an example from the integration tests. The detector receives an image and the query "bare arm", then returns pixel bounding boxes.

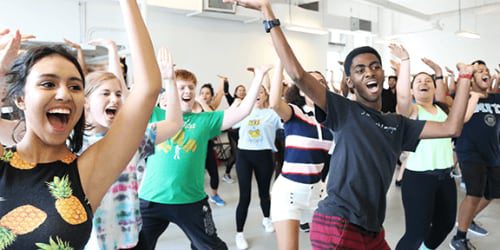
[464,92,481,123]
[0,30,21,77]
[224,0,326,111]
[419,63,473,139]
[221,65,272,130]
[196,96,214,112]
[421,58,447,105]
[63,39,88,75]
[89,39,129,98]
[153,48,183,144]
[78,0,162,211]
[211,76,226,110]
[445,66,457,96]
[390,44,414,117]
[269,60,292,121]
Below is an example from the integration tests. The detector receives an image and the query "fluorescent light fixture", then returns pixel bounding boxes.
[455,30,481,39]
[285,25,329,35]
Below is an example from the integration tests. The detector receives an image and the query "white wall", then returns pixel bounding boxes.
[1,0,328,105]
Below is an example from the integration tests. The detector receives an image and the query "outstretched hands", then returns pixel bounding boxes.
[0,29,35,51]
[422,58,442,75]
[157,47,174,80]
[389,44,409,61]
[253,64,273,77]
[0,30,22,76]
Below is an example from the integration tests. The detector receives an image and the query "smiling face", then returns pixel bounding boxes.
[18,54,85,147]
[177,79,196,113]
[235,85,246,99]
[199,86,213,103]
[411,73,435,104]
[347,53,385,109]
[86,76,123,133]
[256,86,269,108]
[472,63,491,91]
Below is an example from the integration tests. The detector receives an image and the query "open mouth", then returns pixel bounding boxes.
[366,80,379,93]
[482,76,489,83]
[419,87,429,92]
[181,97,191,103]
[105,107,118,119]
[47,108,70,132]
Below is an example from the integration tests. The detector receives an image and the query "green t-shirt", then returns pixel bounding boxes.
[140,107,224,204]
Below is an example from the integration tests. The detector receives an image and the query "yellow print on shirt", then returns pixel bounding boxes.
[247,119,262,139]
[158,129,198,158]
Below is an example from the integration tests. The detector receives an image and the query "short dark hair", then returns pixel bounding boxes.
[344,46,382,77]
[5,45,86,152]
[284,85,305,108]
[200,83,214,96]
[471,60,486,66]
[388,75,398,81]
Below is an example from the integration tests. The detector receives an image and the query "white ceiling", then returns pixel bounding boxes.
[389,0,500,15]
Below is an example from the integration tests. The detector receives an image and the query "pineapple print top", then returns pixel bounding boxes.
[0,147,92,250]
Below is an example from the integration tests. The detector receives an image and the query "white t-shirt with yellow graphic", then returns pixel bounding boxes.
[234,107,282,152]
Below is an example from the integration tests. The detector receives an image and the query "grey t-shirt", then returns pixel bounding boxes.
[315,91,425,232]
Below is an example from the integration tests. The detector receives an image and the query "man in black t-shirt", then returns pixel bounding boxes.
[229,1,475,248]
[381,75,397,113]
[451,60,500,250]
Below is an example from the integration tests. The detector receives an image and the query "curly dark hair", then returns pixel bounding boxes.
[4,45,86,152]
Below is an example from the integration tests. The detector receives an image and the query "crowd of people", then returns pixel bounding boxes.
[1,0,499,249]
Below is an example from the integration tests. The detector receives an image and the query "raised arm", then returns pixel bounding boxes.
[78,0,161,210]
[445,66,457,95]
[223,78,235,105]
[221,64,272,130]
[419,63,473,139]
[211,75,226,109]
[389,44,414,117]
[88,39,129,98]
[0,30,22,77]
[63,39,88,75]
[224,0,326,111]
[421,58,448,105]
[269,60,292,121]
[153,47,183,144]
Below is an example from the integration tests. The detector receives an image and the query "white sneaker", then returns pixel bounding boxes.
[262,217,274,233]
[235,232,248,249]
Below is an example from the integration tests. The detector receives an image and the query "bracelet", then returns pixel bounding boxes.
[401,58,410,61]
[434,75,443,81]
[458,73,473,80]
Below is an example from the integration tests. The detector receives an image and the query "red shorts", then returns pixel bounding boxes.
[310,212,390,250]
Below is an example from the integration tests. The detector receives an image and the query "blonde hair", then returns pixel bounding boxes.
[85,71,120,97]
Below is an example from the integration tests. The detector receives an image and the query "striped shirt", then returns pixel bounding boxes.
[281,104,334,184]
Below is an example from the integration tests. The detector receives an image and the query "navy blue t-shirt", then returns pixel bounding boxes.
[315,91,424,232]
[456,93,500,166]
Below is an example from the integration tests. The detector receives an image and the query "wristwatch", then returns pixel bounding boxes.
[263,19,280,33]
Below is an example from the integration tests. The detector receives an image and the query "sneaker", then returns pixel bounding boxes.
[468,221,488,236]
[235,232,248,249]
[209,195,226,206]
[449,237,476,250]
[299,222,310,233]
[223,173,235,184]
[460,182,466,190]
[262,217,275,233]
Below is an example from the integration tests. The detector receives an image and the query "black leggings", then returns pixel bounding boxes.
[396,168,457,250]
[205,140,219,190]
[235,149,274,232]
[225,129,239,174]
